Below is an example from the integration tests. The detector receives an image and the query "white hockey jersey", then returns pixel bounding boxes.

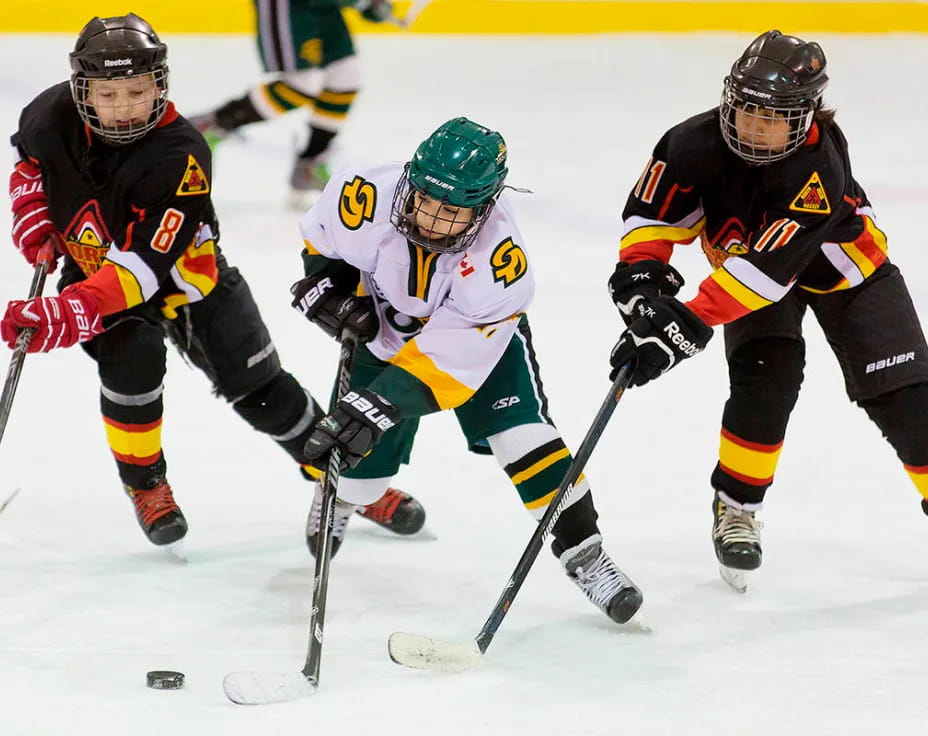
[298,162,535,413]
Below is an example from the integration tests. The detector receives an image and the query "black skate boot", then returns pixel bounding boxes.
[125,479,187,546]
[305,482,357,559]
[556,534,643,624]
[711,490,763,571]
[355,487,426,535]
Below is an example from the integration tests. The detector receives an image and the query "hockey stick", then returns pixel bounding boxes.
[388,362,636,672]
[0,487,21,516]
[387,0,433,28]
[0,240,57,449]
[223,331,359,705]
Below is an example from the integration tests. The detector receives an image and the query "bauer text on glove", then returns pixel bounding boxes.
[9,159,59,272]
[302,389,400,470]
[291,273,378,342]
[1,287,103,353]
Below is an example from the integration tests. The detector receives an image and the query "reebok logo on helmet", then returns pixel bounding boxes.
[104,58,133,67]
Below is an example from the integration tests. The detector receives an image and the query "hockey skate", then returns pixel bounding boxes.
[288,154,331,211]
[712,490,763,593]
[557,534,643,624]
[124,478,187,546]
[355,486,426,535]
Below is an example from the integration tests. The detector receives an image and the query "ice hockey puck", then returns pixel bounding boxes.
[146,670,185,690]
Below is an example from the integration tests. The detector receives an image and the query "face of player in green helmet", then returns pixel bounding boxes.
[390,117,509,253]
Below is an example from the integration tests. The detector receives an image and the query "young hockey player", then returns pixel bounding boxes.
[291,116,643,624]
[1,13,424,549]
[189,0,395,208]
[607,30,928,588]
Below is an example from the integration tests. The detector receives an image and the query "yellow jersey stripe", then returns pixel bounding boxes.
[709,267,772,312]
[620,219,704,250]
[390,339,475,410]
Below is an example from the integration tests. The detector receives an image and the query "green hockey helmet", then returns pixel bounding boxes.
[391,117,509,253]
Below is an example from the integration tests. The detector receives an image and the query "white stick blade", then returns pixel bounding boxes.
[223,671,317,705]
[388,632,482,673]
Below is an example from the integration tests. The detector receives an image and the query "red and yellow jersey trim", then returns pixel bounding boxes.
[801,210,888,294]
[619,211,705,263]
[686,256,793,327]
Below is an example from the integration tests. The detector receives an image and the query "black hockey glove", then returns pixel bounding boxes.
[608,260,685,327]
[303,389,401,470]
[290,273,378,342]
[609,296,713,387]
[356,0,394,22]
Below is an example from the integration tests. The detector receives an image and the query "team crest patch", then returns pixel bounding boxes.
[789,171,830,215]
[62,200,112,276]
[176,154,210,196]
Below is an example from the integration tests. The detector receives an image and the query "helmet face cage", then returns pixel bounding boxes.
[71,66,169,145]
[390,164,498,254]
[719,78,816,165]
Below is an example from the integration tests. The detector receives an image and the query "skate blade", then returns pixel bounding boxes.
[718,564,749,593]
[164,540,188,564]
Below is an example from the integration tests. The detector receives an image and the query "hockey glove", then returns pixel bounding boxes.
[609,296,713,387]
[1,286,103,353]
[355,0,394,22]
[608,260,684,327]
[291,273,378,342]
[10,159,59,273]
[303,389,401,470]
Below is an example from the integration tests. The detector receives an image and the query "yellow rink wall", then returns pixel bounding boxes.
[5,0,928,33]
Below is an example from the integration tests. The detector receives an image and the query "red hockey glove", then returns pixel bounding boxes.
[9,160,59,273]
[1,286,103,353]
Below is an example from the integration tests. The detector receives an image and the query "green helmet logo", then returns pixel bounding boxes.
[408,117,508,208]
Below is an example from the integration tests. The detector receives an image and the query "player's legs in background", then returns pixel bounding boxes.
[287,8,360,208]
[457,317,643,624]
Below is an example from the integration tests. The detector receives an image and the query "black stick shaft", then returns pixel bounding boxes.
[301,333,358,684]
[474,362,634,653]
[0,243,55,448]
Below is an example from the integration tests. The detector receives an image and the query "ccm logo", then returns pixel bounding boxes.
[866,352,915,374]
[663,321,702,357]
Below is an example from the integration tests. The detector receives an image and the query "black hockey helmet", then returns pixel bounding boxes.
[720,30,828,164]
[69,13,169,145]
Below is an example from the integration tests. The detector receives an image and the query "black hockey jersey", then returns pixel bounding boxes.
[11,82,220,318]
[620,109,888,326]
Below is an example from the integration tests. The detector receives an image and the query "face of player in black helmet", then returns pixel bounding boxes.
[719,30,828,165]
[69,13,170,145]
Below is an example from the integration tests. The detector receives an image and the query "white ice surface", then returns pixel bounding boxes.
[1,33,927,735]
